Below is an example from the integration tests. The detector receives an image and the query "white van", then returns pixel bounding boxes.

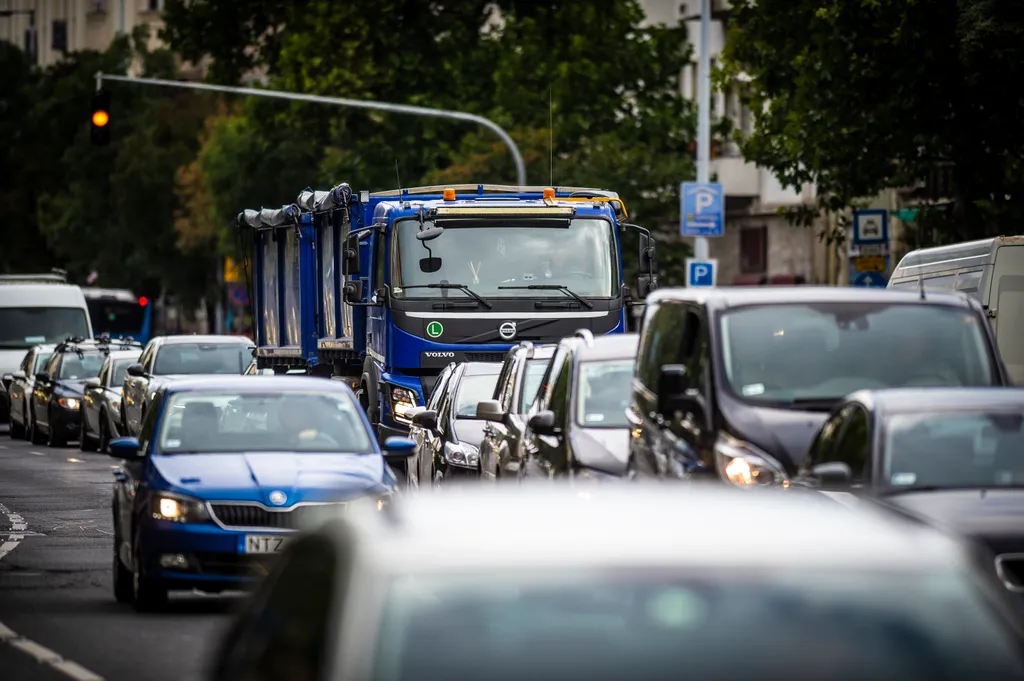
[889,236,1024,383]
[0,274,94,419]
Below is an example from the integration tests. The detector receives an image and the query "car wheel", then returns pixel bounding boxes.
[80,417,97,452]
[98,415,110,453]
[46,409,66,448]
[112,518,133,604]
[9,410,24,439]
[29,411,45,445]
[132,529,167,612]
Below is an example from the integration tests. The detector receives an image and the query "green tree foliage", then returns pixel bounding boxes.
[721,0,1024,243]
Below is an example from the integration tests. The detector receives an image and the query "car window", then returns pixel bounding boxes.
[576,359,636,428]
[547,352,573,426]
[536,348,569,410]
[496,356,517,411]
[831,405,871,482]
[519,359,550,413]
[883,410,1024,490]
[719,302,998,405]
[637,303,687,394]
[157,391,376,454]
[139,391,165,453]
[804,409,846,471]
[427,367,452,411]
[139,343,156,371]
[454,373,501,418]
[33,352,53,374]
[372,569,1024,681]
[111,359,134,386]
[153,343,250,375]
[58,352,105,380]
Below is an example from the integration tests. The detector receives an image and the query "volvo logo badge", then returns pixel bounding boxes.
[425,352,455,358]
[268,490,287,506]
[498,321,517,340]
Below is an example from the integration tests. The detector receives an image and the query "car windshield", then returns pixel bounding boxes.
[110,358,136,386]
[520,359,550,412]
[576,359,635,428]
[391,218,616,299]
[157,391,375,454]
[58,352,105,380]
[153,343,250,375]
[33,353,53,374]
[720,303,997,405]
[85,298,144,336]
[455,372,501,418]
[883,410,1024,489]
[0,308,89,350]
[372,569,1024,681]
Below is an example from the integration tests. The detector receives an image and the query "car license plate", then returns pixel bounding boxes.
[243,535,290,554]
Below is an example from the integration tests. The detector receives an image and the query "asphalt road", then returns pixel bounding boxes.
[0,425,236,681]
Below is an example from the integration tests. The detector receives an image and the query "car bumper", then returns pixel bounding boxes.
[51,405,81,435]
[138,520,290,589]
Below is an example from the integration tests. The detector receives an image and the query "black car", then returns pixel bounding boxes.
[29,337,143,446]
[627,287,1011,487]
[797,387,1024,597]
[408,362,502,485]
[517,331,638,480]
[476,341,556,482]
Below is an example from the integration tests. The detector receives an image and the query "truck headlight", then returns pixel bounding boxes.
[444,442,479,469]
[153,492,210,523]
[714,434,788,488]
[389,386,419,424]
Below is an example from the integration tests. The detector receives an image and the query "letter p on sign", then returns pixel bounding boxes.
[695,192,714,213]
[686,258,718,288]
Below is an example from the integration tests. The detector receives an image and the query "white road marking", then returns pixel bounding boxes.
[30,450,45,456]
[66,458,84,463]
[0,444,7,449]
[0,503,107,680]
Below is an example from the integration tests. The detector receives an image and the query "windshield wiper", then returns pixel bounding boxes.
[399,283,492,309]
[498,284,594,309]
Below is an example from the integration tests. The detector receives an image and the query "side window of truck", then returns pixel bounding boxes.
[374,233,386,293]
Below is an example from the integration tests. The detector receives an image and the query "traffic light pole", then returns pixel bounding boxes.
[95,72,528,187]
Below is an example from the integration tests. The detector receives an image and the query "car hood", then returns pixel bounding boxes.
[56,378,90,397]
[452,419,488,448]
[152,451,391,504]
[884,489,1024,546]
[571,427,630,476]
[0,349,24,375]
[725,402,829,473]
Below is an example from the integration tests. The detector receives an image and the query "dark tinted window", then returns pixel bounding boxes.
[110,359,135,386]
[831,406,871,481]
[637,303,687,392]
[804,410,845,470]
[373,570,1024,681]
[0,308,89,349]
[153,343,250,375]
[519,359,550,412]
[85,299,145,336]
[547,352,573,425]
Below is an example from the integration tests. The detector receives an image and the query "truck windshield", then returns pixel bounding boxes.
[720,302,998,406]
[391,218,617,299]
[0,308,90,349]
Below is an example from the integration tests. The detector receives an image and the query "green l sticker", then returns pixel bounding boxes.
[426,321,444,338]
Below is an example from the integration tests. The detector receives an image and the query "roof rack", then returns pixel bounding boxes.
[573,329,594,346]
[370,184,618,199]
[0,269,68,284]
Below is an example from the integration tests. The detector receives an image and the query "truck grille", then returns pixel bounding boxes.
[465,352,507,363]
[209,503,344,530]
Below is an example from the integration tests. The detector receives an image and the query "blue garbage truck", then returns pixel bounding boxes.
[238,183,658,443]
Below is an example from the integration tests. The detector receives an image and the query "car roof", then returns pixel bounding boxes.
[646,286,976,310]
[162,375,356,394]
[106,350,142,360]
[515,343,556,360]
[460,361,504,377]
[338,486,965,574]
[571,333,639,361]
[849,387,1024,414]
[157,334,254,346]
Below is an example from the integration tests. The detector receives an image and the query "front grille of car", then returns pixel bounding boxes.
[465,352,507,363]
[208,503,343,530]
[995,554,1024,592]
[193,552,277,577]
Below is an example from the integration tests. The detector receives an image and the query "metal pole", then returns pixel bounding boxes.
[95,72,528,187]
[694,0,711,261]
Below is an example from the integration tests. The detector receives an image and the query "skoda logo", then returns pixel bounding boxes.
[268,490,287,506]
[498,321,517,341]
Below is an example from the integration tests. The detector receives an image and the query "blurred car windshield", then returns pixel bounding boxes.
[156,391,375,454]
[58,352,104,380]
[720,303,996,405]
[153,343,250,375]
[0,308,90,350]
[884,410,1024,489]
[520,359,550,412]
[455,373,501,418]
[372,569,1024,681]
[576,359,635,428]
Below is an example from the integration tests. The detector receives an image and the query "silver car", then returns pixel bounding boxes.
[80,349,141,452]
[209,486,1024,681]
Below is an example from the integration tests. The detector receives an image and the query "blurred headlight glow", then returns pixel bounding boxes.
[58,397,80,409]
[153,493,210,523]
[714,434,788,488]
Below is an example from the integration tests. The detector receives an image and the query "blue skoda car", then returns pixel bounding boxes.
[107,375,415,611]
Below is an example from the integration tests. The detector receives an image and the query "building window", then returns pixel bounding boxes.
[739,226,767,274]
[51,20,68,53]
[146,0,164,11]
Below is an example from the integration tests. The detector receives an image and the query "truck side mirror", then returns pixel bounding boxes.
[638,233,657,275]
[342,232,361,275]
[342,280,364,304]
[636,274,655,298]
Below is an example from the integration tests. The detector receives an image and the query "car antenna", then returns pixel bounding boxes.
[395,159,403,201]
[918,271,926,300]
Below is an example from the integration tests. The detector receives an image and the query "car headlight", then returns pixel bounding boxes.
[444,441,479,469]
[152,492,211,523]
[58,397,80,409]
[375,491,394,512]
[388,385,419,425]
[714,434,788,488]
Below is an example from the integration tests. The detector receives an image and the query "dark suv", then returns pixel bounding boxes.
[627,287,1011,487]
[476,342,556,482]
[519,331,638,480]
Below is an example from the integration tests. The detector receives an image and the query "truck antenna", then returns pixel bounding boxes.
[395,159,403,199]
[548,87,554,188]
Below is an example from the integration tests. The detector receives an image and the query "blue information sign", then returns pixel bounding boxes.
[681,182,724,237]
[853,271,888,288]
[685,258,718,287]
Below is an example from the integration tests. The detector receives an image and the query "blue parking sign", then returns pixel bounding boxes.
[686,258,717,287]
[681,182,724,237]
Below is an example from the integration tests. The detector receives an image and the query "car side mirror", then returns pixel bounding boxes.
[126,363,145,377]
[84,377,101,390]
[382,436,417,466]
[810,462,853,488]
[528,410,558,435]
[35,371,50,383]
[12,370,26,380]
[475,400,504,423]
[108,436,142,460]
[411,409,438,432]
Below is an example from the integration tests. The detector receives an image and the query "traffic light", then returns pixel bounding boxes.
[90,91,110,146]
